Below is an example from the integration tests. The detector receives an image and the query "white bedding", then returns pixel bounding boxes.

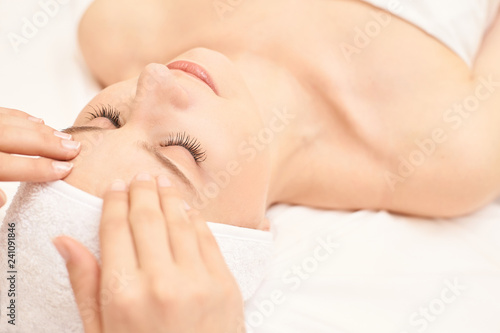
[0,0,499,332]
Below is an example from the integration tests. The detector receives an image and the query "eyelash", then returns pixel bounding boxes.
[87,105,122,127]
[87,105,207,163]
[160,132,207,163]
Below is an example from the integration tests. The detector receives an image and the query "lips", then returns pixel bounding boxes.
[167,60,218,95]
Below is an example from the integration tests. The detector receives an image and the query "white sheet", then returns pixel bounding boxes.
[0,0,499,332]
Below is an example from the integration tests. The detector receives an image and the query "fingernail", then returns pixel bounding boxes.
[157,175,171,187]
[183,201,191,211]
[54,131,72,140]
[61,140,81,150]
[52,238,70,262]
[135,173,152,181]
[52,161,73,174]
[110,179,127,192]
[28,116,44,123]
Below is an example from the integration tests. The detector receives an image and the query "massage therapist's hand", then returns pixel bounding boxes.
[0,107,80,207]
[53,174,246,333]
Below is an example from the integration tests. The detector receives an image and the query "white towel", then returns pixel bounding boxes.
[361,0,500,66]
[0,181,273,333]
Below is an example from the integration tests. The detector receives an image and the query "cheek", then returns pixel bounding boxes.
[63,132,161,197]
[192,149,271,228]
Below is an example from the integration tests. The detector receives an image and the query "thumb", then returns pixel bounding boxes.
[0,189,7,208]
[53,236,102,333]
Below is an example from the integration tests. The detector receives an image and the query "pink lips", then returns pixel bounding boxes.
[167,60,218,95]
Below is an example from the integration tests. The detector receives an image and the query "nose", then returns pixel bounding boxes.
[134,63,189,110]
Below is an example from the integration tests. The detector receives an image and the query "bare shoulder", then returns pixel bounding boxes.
[312,5,500,218]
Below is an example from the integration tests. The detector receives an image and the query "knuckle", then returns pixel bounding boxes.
[148,277,174,308]
[162,195,184,212]
[108,286,141,314]
[187,286,210,306]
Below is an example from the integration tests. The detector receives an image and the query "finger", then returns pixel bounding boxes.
[0,112,46,129]
[0,123,80,160]
[0,189,6,208]
[99,180,138,283]
[0,107,43,123]
[192,212,232,276]
[128,173,172,271]
[0,153,73,181]
[157,175,203,267]
[52,236,102,333]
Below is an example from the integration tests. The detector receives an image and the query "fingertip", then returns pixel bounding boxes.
[134,173,152,182]
[28,116,44,124]
[53,236,99,271]
[53,130,72,140]
[0,190,7,208]
[102,180,129,206]
[157,175,172,188]
[61,139,81,152]
[109,179,127,192]
[52,161,74,177]
[52,236,71,263]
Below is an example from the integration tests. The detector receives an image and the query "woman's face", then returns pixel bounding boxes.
[63,48,271,229]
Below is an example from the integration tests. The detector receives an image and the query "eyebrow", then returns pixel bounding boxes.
[63,126,198,194]
[139,141,198,195]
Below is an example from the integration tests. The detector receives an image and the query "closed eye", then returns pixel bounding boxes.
[160,132,207,163]
[87,105,122,128]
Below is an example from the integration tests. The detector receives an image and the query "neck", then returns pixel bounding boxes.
[230,51,330,208]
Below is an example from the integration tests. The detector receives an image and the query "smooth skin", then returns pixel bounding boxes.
[52,175,245,333]
[77,0,500,219]
[0,107,80,207]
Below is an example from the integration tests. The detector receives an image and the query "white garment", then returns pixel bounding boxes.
[0,181,273,333]
[361,0,500,65]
